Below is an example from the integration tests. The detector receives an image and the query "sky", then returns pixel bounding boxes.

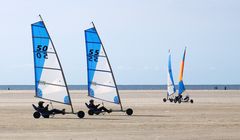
[0,0,240,85]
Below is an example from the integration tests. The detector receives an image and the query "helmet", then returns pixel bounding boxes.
[90,99,94,103]
[38,101,44,106]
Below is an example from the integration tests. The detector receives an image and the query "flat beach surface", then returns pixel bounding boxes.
[0,90,240,140]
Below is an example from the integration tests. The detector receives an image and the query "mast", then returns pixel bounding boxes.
[91,22,123,111]
[38,14,74,113]
[167,49,170,99]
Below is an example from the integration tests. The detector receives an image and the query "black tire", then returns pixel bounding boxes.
[88,110,94,115]
[33,112,41,119]
[95,111,100,115]
[174,98,177,103]
[163,98,167,102]
[190,99,194,104]
[126,108,133,116]
[169,99,173,102]
[178,99,181,104]
[77,111,85,118]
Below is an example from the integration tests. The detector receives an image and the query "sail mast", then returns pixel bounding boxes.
[91,22,123,111]
[38,15,74,113]
[167,49,170,99]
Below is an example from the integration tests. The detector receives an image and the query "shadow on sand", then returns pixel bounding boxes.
[49,117,123,121]
[132,114,171,118]
[46,113,170,120]
[108,114,171,118]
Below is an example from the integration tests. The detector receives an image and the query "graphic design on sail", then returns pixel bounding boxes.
[31,20,71,105]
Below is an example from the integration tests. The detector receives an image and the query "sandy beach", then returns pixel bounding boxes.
[0,90,240,140]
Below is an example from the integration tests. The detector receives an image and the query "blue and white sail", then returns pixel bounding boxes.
[84,26,121,105]
[31,20,71,105]
[167,50,176,96]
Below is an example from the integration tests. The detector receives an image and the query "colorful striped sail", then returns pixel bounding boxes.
[167,50,176,96]
[84,24,121,105]
[31,18,71,105]
[178,47,186,95]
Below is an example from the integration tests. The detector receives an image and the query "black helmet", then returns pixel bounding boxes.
[38,101,44,106]
[90,99,94,103]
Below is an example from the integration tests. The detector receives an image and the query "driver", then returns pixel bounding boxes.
[86,99,112,113]
[37,101,65,115]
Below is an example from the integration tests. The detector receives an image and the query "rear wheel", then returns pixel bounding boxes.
[178,99,181,104]
[174,98,177,103]
[190,99,194,104]
[126,108,133,116]
[169,98,173,102]
[88,110,94,115]
[163,98,167,102]
[33,112,41,119]
[77,111,85,118]
[95,112,100,115]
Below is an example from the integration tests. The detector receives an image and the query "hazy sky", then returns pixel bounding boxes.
[0,0,239,85]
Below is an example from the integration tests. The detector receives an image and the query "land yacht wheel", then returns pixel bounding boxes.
[190,99,194,104]
[126,108,133,116]
[33,112,41,119]
[163,98,167,102]
[77,111,85,118]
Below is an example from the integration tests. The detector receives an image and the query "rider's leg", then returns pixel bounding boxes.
[98,106,111,113]
[49,109,65,115]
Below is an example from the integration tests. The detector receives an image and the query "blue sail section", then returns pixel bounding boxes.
[31,21,50,98]
[178,80,185,95]
[168,54,176,93]
[85,27,101,97]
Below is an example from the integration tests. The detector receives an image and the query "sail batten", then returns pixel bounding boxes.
[88,82,116,88]
[33,51,55,54]
[85,26,121,105]
[88,69,111,73]
[35,67,61,71]
[37,81,66,87]
[86,41,101,44]
[32,36,50,39]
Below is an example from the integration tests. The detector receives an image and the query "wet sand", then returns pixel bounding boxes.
[0,90,240,140]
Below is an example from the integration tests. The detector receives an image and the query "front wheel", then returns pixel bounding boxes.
[77,111,85,118]
[126,108,133,116]
[190,99,194,104]
[163,98,167,102]
[33,112,41,119]
[88,110,94,115]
